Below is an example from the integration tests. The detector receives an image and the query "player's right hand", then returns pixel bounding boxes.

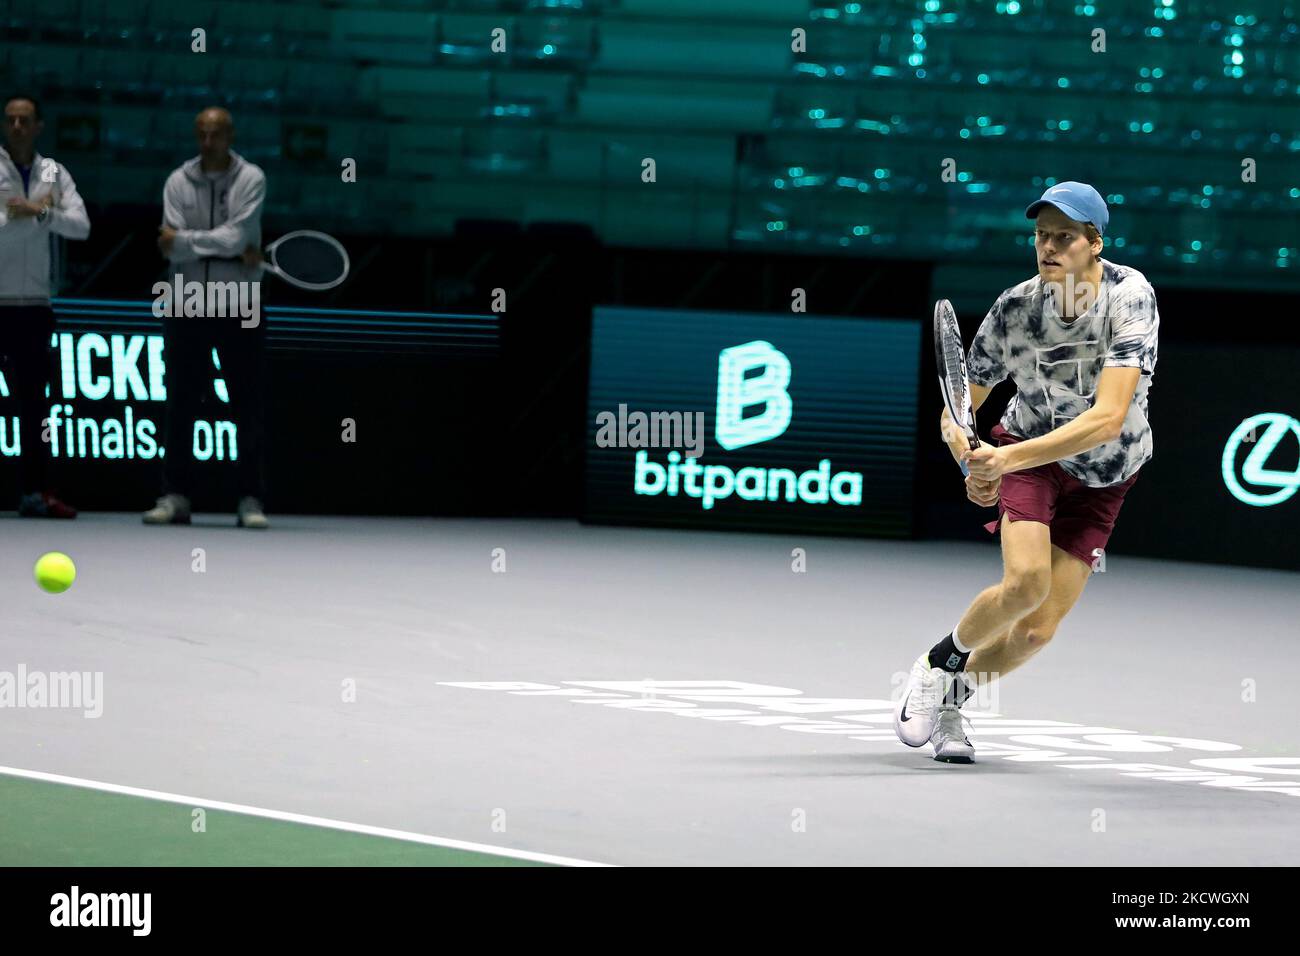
[6,196,43,219]
[965,473,1000,507]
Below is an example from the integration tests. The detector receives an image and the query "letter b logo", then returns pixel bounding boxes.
[715,340,792,451]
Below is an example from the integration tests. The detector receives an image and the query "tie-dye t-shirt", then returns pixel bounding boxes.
[966,259,1159,488]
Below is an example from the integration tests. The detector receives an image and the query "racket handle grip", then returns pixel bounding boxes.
[960,434,980,476]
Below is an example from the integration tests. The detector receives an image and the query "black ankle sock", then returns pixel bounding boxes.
[927,633,970,674]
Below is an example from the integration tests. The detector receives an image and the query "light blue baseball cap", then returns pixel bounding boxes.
[1025,181,1109,236]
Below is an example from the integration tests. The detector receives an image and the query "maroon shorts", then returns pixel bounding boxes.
[981,423,1139,568]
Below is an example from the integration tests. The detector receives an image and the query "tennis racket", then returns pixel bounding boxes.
[246,230,350,291]
[933,298,981,477]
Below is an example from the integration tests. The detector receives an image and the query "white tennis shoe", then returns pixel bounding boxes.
[931,705,976,763]
[894,653,955,747]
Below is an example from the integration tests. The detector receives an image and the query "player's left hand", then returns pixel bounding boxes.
[962,444,1008,481]
[965,473,1000,507]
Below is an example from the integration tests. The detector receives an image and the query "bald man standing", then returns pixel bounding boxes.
[147,107,270,528]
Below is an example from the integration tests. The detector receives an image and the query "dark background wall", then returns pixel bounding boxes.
[1,0,1297,568]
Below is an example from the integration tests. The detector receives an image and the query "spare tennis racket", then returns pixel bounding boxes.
[934,298,981,477]
[248,230,350,291]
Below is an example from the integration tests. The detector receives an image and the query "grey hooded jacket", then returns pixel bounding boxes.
[0,146,92,305]
[162,150,266,286]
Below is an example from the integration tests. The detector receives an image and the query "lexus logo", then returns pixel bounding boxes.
[1221,413,1300,506]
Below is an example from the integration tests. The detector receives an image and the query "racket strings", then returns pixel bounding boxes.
[939,326,971,417]
[271,236,347,285]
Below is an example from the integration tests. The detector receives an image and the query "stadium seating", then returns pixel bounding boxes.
[0,0,1293,290]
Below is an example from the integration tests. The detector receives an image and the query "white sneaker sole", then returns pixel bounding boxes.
[932,742,975,764]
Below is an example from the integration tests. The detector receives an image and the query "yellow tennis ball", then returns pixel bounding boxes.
[34,552,76,594]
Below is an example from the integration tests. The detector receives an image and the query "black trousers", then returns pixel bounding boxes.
[161,317,267,504]
[0,305,57,496]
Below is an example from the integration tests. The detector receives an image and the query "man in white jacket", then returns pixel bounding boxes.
[0,94,90,518]
[145,107,269,529]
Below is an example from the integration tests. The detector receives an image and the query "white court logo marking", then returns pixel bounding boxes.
[441,680,1300,799]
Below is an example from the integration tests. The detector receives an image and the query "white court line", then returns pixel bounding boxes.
[0,765,613,868]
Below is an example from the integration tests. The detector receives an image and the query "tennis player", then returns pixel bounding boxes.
[144,107,269,529]
[0,94,91,518]
[894,182,1159,762]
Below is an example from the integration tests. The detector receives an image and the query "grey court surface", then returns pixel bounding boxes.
[2,512,1298,866]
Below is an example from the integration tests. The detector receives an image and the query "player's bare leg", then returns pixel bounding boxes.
[955,515,1054,651]
[967,544,1093,680]
[896,515,1054,759]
